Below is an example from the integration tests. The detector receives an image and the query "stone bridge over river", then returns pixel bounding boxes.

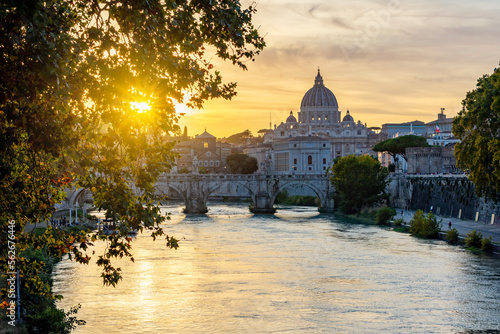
[155,174,335,214]
[61,173,500,220]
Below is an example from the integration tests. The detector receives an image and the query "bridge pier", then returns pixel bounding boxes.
[183,197,208,214]
[318,197,335,213]
[178,178,213,214]
[248,176,280,214]
[250,196,277,214]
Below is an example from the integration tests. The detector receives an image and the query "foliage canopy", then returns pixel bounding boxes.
[453,65,500,198]
[372,135,428,162]
[330,155,389,214]
[0,0,264,328]
[226,152,258,174]
[225,129,254,145]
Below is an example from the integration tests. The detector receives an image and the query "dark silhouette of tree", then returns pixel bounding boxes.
[453,65,500,198]
[330,155,389,214]
[226,153,258,174]
[372,135,428,162]
[0,0,264,329]
[226,129,254,145]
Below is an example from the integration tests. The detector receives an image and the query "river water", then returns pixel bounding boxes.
[52,203,500,333]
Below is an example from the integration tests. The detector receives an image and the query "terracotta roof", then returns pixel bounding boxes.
[196,130,216,139]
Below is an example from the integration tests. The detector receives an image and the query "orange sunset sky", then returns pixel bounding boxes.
[177,0,500,138]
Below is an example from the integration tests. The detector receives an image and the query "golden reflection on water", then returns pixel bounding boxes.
[52,204,500,333]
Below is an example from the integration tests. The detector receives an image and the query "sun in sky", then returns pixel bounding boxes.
[130,101,151,113]
[173,0,500,139]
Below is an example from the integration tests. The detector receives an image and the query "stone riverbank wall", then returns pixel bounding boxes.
[388,174,500,224]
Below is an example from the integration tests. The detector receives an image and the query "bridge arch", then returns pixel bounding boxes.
[156,177,225,213]
[271,180,329,209]
[155,182,186,201]
[155,174,334,214]
[67,188,89,208]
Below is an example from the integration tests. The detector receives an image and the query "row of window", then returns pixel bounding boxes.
[311,116,328,121]
[292,157,328,165]
[291,143,328,148]
[291,166,328,171]
[279,130,363,137]
[197,160,220,167]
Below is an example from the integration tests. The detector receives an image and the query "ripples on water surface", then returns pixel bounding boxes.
[53,203,500,333]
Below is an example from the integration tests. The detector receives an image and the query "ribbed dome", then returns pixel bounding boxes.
[300,70,338,109]
[286,111,297,123]
[342,110,354,122]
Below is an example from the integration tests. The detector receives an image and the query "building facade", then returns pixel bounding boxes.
[172,130,232,173]
[379,108,461,173]
[381,120,426,138]
[272,136,332,175]
[406,146,460,174]
[258,70,383,173]
[425,108,454,138]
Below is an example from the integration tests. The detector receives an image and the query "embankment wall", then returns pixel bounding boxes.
[388,174,500,224]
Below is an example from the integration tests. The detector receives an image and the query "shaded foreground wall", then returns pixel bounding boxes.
[388,174,500,224]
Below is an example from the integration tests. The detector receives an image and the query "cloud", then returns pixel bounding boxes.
[191,0,500,137]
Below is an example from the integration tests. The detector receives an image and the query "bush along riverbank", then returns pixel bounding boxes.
[1,225,90,333]
[400,210,499,255]
[334,207,499,255]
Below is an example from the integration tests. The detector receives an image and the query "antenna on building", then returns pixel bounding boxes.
[269,112,272,130]
[440,107,445,114]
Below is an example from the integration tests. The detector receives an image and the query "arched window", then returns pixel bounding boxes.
[308,155,313,165]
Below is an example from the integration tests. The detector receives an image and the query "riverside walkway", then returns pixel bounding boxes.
[399,209,500,244]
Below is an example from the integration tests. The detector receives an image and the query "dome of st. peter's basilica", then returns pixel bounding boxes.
[300,69,339,111]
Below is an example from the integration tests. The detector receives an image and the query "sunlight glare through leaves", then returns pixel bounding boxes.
[172,91,194,116]
[130,101,151,113]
